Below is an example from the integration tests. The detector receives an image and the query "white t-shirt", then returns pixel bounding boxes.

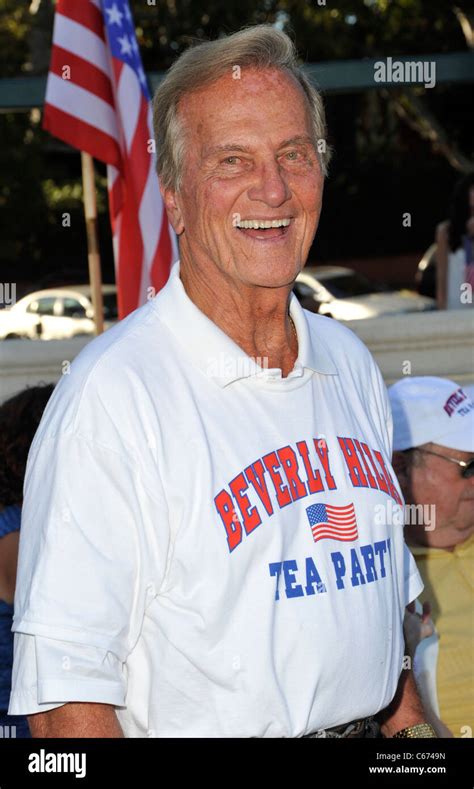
[9,260,423,737]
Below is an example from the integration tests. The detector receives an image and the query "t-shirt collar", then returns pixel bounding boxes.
[153,260,339,387]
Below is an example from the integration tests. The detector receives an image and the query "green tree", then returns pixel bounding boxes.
[0,0,472,282]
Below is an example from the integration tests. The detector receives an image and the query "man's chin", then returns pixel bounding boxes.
[232,249,305,287]
[456,520,474,537]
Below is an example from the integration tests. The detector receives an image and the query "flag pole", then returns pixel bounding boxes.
[80,151,104,335]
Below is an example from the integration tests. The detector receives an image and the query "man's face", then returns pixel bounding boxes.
[404,443,474,549]
[164,67,324,288]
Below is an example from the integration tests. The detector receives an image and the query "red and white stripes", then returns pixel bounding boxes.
[43,0,176,318]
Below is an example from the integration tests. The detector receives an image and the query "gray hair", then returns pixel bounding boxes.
[152,25,332,192]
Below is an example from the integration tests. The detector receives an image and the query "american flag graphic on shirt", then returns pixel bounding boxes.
[306,502,358,543]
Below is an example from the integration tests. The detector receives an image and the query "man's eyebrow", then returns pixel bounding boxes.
[202,143,252,158]
[278,135,315,149]
[202,136,315,159]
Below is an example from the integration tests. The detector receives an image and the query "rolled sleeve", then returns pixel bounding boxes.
[10,430,169,711]
[8,632,125,715]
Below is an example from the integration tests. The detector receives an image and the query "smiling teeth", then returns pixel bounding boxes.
[236,218,291,229]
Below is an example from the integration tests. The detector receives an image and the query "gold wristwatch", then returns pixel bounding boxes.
[393,723,437,738]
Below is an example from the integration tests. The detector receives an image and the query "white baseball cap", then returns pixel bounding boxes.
[388,376,474,453]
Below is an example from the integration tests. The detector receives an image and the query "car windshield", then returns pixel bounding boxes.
[319,273,375,299]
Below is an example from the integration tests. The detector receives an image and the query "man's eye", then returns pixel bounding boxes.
[223,156,240,165]
[284,150,300,161]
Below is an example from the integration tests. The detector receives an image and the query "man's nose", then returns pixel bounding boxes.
[247,159,291,206]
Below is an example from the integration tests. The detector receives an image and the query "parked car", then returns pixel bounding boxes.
[294,266,435,321]
[0,285,118,340]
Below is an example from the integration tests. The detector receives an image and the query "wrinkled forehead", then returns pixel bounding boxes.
[177,67,313,153]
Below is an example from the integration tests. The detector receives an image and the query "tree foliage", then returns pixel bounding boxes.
[0,0,472,286]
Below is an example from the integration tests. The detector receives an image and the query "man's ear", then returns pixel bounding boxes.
[161,186,184,235]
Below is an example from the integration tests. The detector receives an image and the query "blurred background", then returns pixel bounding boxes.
[1,2,472,744]
[0,0,473,391]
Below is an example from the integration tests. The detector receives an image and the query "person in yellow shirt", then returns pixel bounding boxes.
[389,376,474,738]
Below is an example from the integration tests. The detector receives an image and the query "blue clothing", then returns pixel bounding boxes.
[463,234,473,265]
[0,710,31,738]
[0,505,30,737]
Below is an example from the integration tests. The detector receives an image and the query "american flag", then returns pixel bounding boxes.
[43,0,177,318]
[306,502,358,543]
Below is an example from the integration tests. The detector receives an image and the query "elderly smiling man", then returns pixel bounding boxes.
[9,26,434,739]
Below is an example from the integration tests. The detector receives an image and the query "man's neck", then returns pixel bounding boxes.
[179,255,298,377]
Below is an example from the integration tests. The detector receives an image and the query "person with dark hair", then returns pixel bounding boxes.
[435,173,474,310]
[0,384,54,738]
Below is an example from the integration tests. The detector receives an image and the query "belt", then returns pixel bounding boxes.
[302,716,381,739]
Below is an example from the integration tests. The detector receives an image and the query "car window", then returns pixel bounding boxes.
[61,297,87,318]
[293,282,314,299]
[297,278,330,302]
[36,297,57,316]
[318,274,374,298]
[26,300,39,314]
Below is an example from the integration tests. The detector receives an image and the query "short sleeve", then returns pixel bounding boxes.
[403,541,424,606]
[8,632,125,715]
[384,394,395,460]
[366,351,393,459]
[12,432,170,662]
